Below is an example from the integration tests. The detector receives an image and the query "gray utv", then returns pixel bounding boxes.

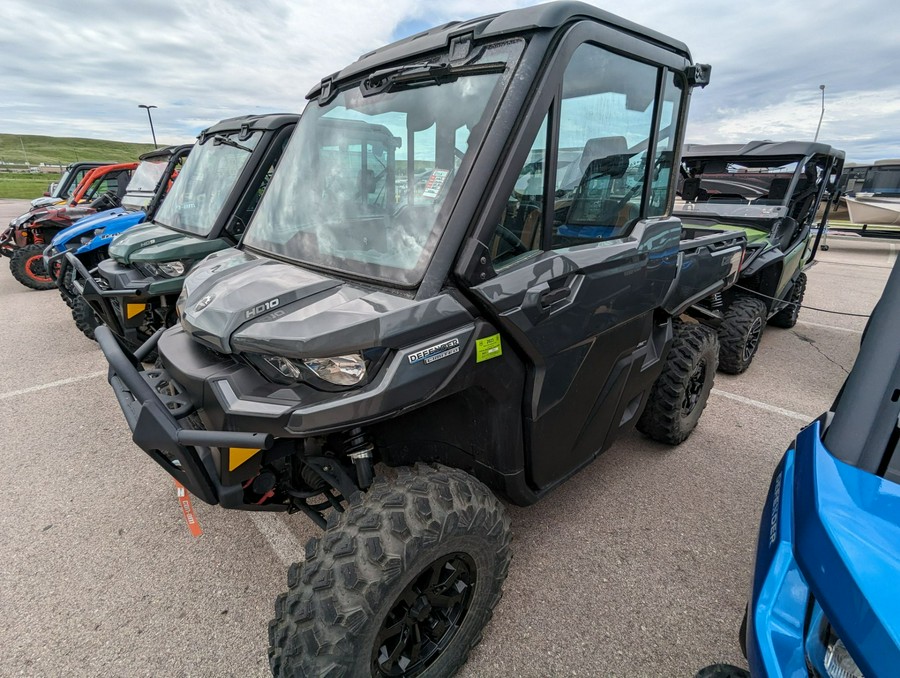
[95,2,747,675]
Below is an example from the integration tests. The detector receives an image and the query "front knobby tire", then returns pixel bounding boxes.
[637,322,718,445]
[717,296,768,374]
[10,244,56,290]
[269,464,512,678]
[768,272,806,328]
[72,297,100,341]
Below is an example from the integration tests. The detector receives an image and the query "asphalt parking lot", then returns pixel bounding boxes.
[0,197,896,677]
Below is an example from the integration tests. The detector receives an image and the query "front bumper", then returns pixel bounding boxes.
[67,252,178,348]
[746,421,900,677]
[94,325,274,508]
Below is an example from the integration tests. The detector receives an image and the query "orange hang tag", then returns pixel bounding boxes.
[174,481,203,537]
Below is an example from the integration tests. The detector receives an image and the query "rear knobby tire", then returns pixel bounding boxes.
[72,297,100,341]
[637,322,718,445]
[268,463,512,678]
[717,296,768,374]
[768,272,806,328]
[10,244,56,290]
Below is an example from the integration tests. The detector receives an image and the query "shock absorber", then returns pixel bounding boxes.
[344,427,375,490]
[709,292,724,310]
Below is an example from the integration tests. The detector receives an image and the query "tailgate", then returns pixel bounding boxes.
[661,227,746,315]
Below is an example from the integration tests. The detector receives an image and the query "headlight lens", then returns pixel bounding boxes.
[303,354,367,385]
[260,353,367,386]
[823,628,863,678]
[157,260,186,277]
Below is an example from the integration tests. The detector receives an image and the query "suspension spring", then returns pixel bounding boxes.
[344,427,375,490]
[709,292,724,309]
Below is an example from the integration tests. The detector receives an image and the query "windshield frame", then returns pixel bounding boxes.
[153,130,262,238]
[241,38,525,289]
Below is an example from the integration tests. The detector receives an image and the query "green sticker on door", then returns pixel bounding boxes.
[476,334,502,363]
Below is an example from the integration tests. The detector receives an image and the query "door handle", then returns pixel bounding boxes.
[539,286,571,309]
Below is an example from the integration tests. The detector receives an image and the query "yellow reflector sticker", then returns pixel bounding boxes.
[229,447,260,471]
[126,303,146,319]
[476,333,502,363]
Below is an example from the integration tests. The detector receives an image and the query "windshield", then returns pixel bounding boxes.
[862,166,900,195]
[121,158,168,210]
[243,41,520,286]
[674,156,804,220]
[154,131,260,236]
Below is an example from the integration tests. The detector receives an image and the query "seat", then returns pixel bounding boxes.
[766,177,791,202]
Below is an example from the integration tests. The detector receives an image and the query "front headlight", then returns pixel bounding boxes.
[260,353,367,387]
[823,627,863,678]
[303,354,367,386]
[157,260,186,277]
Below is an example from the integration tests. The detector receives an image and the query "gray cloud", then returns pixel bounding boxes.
[1,0,897,162]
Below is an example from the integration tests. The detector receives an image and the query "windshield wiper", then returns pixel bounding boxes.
[361,61,506,96]
[212,134,253,152]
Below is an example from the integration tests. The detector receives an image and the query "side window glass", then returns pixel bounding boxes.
[646,71,684,217]
[489,114,548,267]
[552,44,660,248]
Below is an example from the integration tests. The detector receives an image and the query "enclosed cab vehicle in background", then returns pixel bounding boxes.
[1,162,137,290]
[674,141,845,373]
[699,257,900,678]
[70,114,297,352]
[44,145,193,339]
[29,160,113,210]
[95,3,748,675]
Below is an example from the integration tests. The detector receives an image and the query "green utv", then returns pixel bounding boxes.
[95,3,748,675]
[675,141,845,373]
[70,114,297,352]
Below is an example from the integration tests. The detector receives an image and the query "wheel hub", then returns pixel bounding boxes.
[743,317,763,361]
[682,361,707,415]
[373,552,476,676]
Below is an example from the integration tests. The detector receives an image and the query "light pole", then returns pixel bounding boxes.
[813,85,825,142]
[138,104,158,148]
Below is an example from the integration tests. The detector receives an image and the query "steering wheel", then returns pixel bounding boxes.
[496,225,529,255]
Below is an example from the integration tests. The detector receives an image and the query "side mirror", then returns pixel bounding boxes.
[686,64,712,89]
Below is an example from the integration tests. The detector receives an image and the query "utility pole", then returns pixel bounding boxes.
[138,104,159,148]
[813,84,826,142]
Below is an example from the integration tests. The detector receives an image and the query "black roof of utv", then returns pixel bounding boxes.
[198,113,299,141]
[309,0,692,98]
[137,144,192,163]
[682,140,845,161]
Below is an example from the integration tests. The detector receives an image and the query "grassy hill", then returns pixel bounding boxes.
[0,133,159,167]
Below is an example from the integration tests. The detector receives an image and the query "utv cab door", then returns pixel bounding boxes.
[464,27,692,491]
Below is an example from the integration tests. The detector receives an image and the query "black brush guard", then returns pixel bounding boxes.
[94,325,273,507]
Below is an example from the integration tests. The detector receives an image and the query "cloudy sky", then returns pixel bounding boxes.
[2,0,898,162]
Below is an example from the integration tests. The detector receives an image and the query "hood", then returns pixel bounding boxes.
[179,248,472,357]
[32,204,98,228]
[108,221,225,265]
[74,211,146,255]
[50,207,127,248]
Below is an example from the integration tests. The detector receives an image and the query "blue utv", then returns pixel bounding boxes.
[700,257,900,677]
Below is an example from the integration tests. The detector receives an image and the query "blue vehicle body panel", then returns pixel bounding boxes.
[49,208,146,256]
[49,207,125,249]
[748,420,900,676]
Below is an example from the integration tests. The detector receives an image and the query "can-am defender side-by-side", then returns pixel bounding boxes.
[1,162,137,290]
[70,114,297,352]
[45,145,193,338]
[95,3,746,675]
[674,141,845,373]
[30,160,113,210]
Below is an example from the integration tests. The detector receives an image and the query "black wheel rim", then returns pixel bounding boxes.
[373,552,477,676]
[682,360,707,415]
[743,317,763,361]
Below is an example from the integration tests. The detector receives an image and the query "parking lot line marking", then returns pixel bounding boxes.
[248,513,305,567]
[0,370,106,401]
[796,320,863,334]
[710,389,812,422]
